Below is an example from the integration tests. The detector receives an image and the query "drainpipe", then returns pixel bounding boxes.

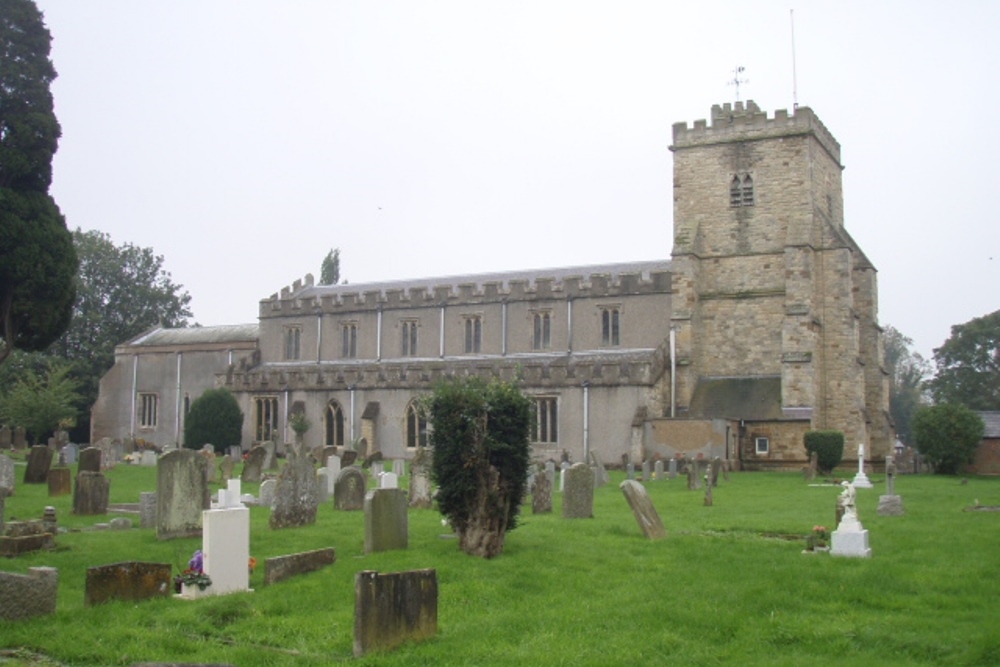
[283,390,289,445]
[567,299,573,353]
[130,354,138,436]
[175,353,182,445]
[349,385,357,442]
[502,301,507,356]
[582,381,590,461]
[439,307,445,358]
[376,309,382,361]
[670,326,677,418]
[316,312,323,362]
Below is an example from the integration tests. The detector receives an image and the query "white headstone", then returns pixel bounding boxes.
[379,472,399,489]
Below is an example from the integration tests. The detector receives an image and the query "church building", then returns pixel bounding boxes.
[93,101,893,468]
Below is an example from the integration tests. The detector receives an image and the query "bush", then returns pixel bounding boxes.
[913,403,984,475]
[428,376,531,559]
[183,388,243,453]
[803,430,844,474]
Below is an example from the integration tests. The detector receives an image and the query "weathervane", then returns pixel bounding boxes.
[728,66,748,102]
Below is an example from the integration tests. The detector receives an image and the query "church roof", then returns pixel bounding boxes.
[686,376,785,421]
[124,324,259,348]
[286,259,672,300]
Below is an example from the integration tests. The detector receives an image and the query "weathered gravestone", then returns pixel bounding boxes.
[341,450,359,467]
[531,467,553,514]
[325,456,342,497]
[259,479,277,508]
[317,470,331,503]
[269,451,319,529]
[139,450,157,467]
[408,449,433,509]
[47,467,72,496]
[140,492,157,529]
[620,480,667,539]
[320,446,338,467]
[201,448,218,483]
[562,462,594,519]
[241,445,267,483]
[641,460,651,482]
[710,457,722,487]
[668,457,678,479]
[264,547,337,586]
[219,454,235,483]
[23,445,53,484]
[0,453,14,496]
[364,488,408,553]
[78,446,102,473]
[335,467,367,511]
[0,425,10,450]
[392,459,406,477]
[0,567,58,621]
[156,449,209,540]
[13,426,26,449]
[877,456,905,516]
[84,562,172,606]
[653,460,664,481]
[73,471,110,515]
[61,443,79,465]
[262,441,278,470]
[354,569,438,657]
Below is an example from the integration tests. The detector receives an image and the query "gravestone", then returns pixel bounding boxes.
[13,427,26,449]
[219,454,235,482]
[379,471,399,489]
[831,481,871,558]
[195,481,251,597]
[0,567,59,621]
[408,449,433,509]
[156,449,209,540]
[262,441,278,470]
[264,547,337,586]
[241,445,267,483]
[364,488,409,553]
[806,451,819,481]
[201,449,218,483]
[317,470,331,502]
[686,462,698,490]
[325,456,342,497]
[653,460,664,481]
[0,453,14,496]
[392,459,406,477]
[710,457,722,487]
[227,445,242,461]
[335,467,367,511]
[562,462,594,519]
[620,480,667,539]
[589,452,609,487]
[140,492,157,528]
[73,471,110,515]
[320,446,338,467]
[47,467,72,496]
[109,517,132,530]
[354,569,438,657]
[85,562,172,606]
[877,456,905,516]
[341,450,359,467]
[641,460,651,481]
[23,445,53,484]
[61,443,79,465]
[851,443,874,489]
[78,446,103,473]
[0,425,10,449]
[259,479,278,508]
[139,450,157,467]
[626,462,635,480]
[531,467,553,514]
[269,451,319,529]
[668,458,678,479]
[0,493,5,533]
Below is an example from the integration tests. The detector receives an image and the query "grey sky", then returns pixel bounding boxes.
[34,1,1000,361]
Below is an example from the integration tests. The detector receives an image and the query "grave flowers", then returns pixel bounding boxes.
[174,550,212,593]
[805,525,829,551]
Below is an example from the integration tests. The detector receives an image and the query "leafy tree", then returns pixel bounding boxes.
[883,325,931,445]
[50,228,192,440]
[183,388,243,453]
[0,359,79,444]
[927,310,1000,411]
[803,430,844,474]
[0,0,76,364]
[320,248,340,285]
[912,403,984,475]
[428,376,531,559]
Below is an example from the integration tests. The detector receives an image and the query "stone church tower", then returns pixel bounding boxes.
[667,101,892,462]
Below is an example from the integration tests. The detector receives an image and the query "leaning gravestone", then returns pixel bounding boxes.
[341,450,359,467]
[78,446,102,473]
[73,471,110,515]
[23,446,53,484]
[269,451,319,529]
[531,468,553,514]
[84,562,172,607]
[408,449,433,509]
[0,567,59,621]
[0,453,15,497]
[241,445,267,483]
[335,467,367,511]
[264,547,337,586]
[262,441,278,470]
[364,488,408,553]
[156,449,209,540]
[563,462,594,519]
[620,480,667,539]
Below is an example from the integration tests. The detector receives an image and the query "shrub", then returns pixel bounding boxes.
[428,376,531,559]
[183,388,243,453]
[913,403,984,475]
[803,430,844,474]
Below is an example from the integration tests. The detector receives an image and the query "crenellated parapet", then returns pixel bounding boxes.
[258,261,672,319]
[671,100,841,165]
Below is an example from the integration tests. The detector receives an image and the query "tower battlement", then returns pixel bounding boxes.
[671,101,841,164]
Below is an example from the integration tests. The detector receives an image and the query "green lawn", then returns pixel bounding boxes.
[1,456,998,666]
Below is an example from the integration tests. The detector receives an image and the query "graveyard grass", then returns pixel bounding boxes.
[2,457,999,667]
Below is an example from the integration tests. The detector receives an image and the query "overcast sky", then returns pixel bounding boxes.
[33,1,1000,361]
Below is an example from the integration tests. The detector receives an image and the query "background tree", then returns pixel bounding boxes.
[49,228,192,440]
[0,0,76,364]
[884,325,931,445]
[320,248,341,285]
[0,359,80,444]
[428,376,531,559]
[912,403,984,475]
[183,388,243,453]
[926,310,1000,411]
